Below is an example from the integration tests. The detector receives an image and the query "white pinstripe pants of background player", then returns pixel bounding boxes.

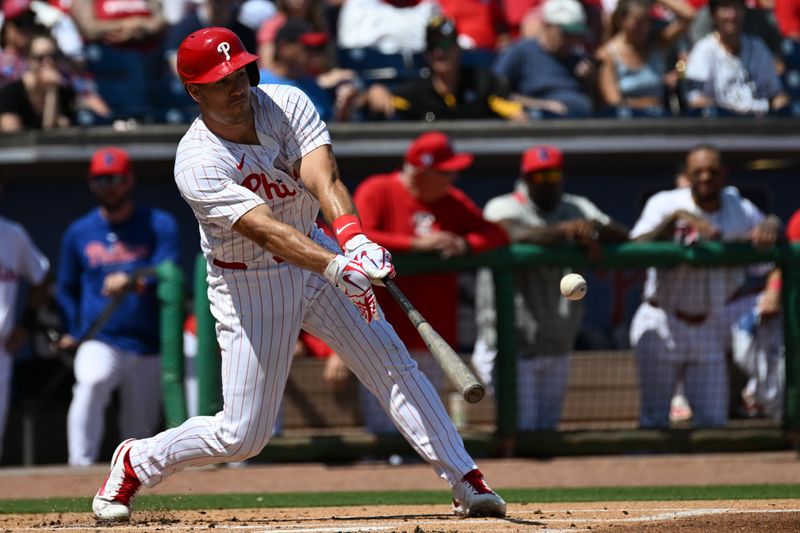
[128,232,477,488]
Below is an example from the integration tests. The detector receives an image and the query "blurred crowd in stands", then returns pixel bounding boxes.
[2,0,800,130]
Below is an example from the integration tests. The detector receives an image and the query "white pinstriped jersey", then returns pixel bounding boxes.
[174,84,330,266]
[0,216,49,347]
[126,76,482,498]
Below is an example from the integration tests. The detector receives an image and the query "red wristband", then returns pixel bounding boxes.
[332,214,363,247]
[768,277,782,291]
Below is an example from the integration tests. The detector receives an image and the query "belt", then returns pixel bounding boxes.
[212,256,285,270]
[647,300,708,325]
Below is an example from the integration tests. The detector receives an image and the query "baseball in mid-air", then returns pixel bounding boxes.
[560,273,587,301]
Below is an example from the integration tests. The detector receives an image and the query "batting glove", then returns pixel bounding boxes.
[324,255,379,323]
[344,234,395,286]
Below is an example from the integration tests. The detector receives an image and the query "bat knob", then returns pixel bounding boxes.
[464,384,485,404]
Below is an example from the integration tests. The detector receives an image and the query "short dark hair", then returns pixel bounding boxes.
[709,0,745,13]
[686,143,723,165]
[425,16,459,52]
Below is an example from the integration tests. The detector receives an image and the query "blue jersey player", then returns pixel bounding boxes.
[56,147,180,466]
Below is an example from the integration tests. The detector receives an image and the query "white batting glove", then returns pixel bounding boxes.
[324,255,379,323]
[344,234,395,286]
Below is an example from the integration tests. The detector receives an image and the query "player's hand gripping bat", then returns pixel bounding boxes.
[74,266,157,348]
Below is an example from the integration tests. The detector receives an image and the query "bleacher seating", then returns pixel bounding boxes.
[336,47,425,87]
[781,38,800,116]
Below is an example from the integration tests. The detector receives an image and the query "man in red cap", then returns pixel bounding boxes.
[352,131,509,433]
[472,144,628,430]
[55,146,180,467]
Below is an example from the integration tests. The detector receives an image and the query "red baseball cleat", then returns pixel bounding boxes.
[92,439,141,521]
[452,468,507,517]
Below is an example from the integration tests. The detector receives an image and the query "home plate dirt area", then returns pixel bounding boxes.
[2,501,800,532]
[1,453,800,532]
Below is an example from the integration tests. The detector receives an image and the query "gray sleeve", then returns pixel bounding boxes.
[571,196,611,226]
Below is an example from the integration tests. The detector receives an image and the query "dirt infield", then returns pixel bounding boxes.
[1,452,799,531]
[2,501,800,532]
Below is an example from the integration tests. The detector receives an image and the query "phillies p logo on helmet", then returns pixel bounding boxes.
[217,42,231,61]
[177,27,260,86]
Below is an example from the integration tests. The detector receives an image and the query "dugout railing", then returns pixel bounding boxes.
[167,243,800,458]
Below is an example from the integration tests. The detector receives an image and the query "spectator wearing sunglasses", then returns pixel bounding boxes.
[472,144,628,431]
[55,147,180,466]
[364,16,525,121]
[0,33,76,131]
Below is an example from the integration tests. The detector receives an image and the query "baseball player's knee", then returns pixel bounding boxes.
[73,377,115,400]
[215,427,269,461]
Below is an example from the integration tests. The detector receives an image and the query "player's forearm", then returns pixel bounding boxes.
[503,222,566,245]
[318,179,358,223]
[633,213,679,242]
[233,205,335,273]
[599,221,630,242]
[464,225,510,254]
[296,145,357,222]
[70,0,125,40]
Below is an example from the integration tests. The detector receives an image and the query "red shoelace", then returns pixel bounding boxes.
[462,469,493,494]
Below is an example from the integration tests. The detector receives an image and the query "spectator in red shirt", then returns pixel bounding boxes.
[776,0,800,39]
[788,208,800,241]
[437,0,508,50]
[352,131,509,433]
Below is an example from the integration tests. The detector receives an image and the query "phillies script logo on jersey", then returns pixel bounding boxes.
[0,264,18,282]
[84,242,150,267]
[242,173,297,200]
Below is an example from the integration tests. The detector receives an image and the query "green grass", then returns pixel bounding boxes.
[1,484,799,514]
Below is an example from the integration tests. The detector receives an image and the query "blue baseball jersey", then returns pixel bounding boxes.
[56,205,180,354]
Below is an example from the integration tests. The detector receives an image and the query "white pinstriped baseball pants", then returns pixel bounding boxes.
[630,302,729,428]
[130,231,476,488]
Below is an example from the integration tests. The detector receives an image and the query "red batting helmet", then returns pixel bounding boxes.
[177,27,260,86]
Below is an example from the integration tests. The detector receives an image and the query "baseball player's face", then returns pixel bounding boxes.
[89,174,133,211]
[526,168,563,212]
[188,68,252,126]
[687,149,725,206]
[415,168,457,202]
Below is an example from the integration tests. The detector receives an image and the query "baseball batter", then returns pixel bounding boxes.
[92,27,506,521]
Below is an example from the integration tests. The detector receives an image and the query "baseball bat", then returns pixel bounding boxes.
[383,278,485,404]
